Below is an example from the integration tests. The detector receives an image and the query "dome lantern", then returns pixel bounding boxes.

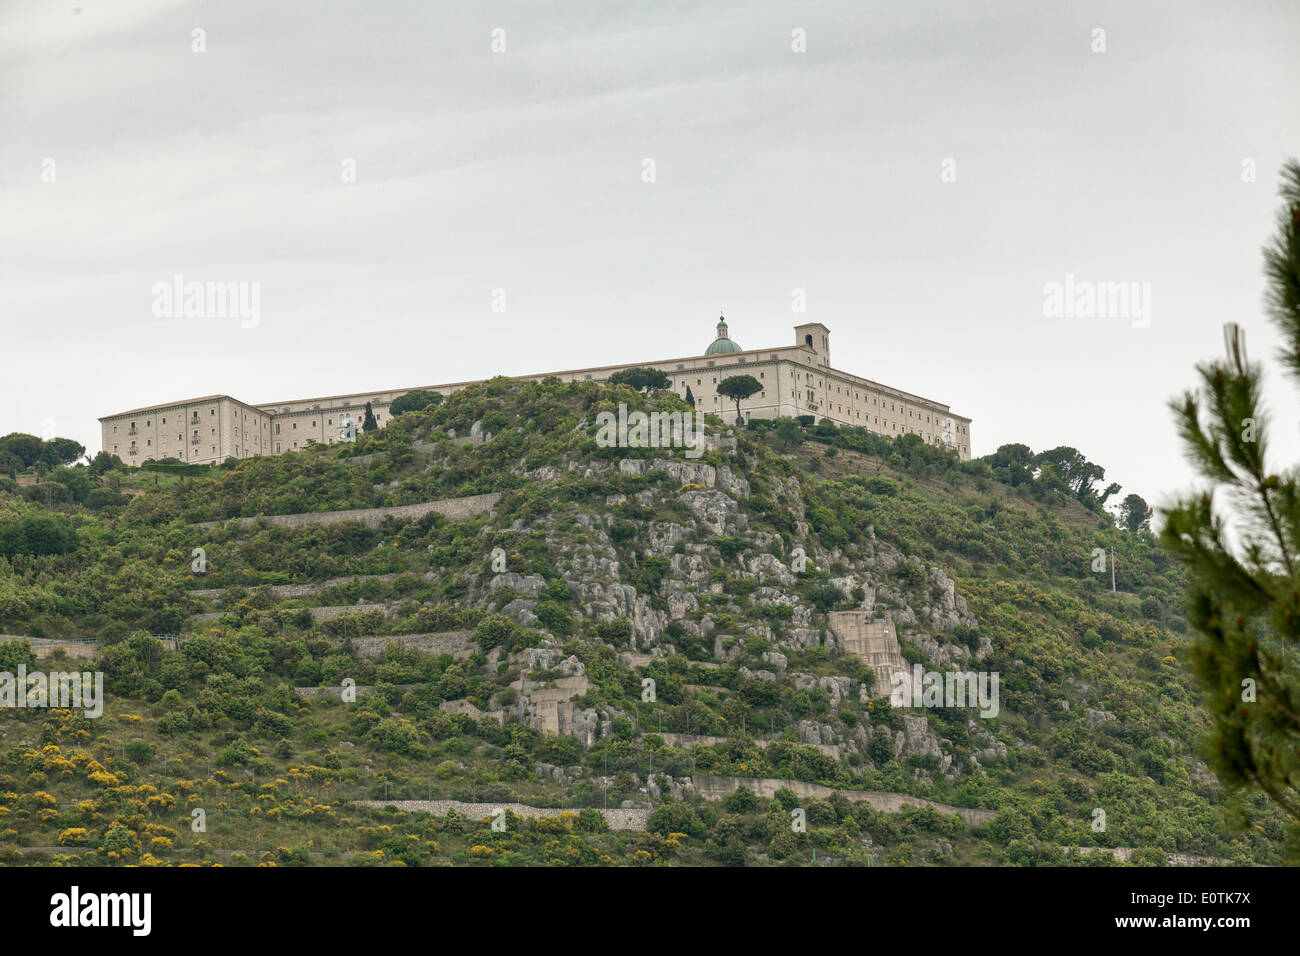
[705,313,742,355]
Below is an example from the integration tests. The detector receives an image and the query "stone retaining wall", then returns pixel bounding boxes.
[0,635,100,661]
[192,493,500,530]
[357,800,649,831]
[692,774,995,825]
[653,733,840,758]
[189,572,407,599]
[345,631,474,660]
[191,603,402,624]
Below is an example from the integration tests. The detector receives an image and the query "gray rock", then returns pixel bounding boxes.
[760,650,788,679]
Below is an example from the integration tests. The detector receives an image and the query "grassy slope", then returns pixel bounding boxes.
[0,379,1288,865]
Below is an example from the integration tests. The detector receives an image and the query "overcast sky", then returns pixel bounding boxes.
[3,0,1298,513]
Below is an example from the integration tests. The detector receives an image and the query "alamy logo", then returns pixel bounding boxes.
[0,665,103,718]
[50,886,151,936]
[151,273,261,328]
[594,404,705,459]
[890,664,999,718]
[1042,273,1151,328]
[338,413,356,442]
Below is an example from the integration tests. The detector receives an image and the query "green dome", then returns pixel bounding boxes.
[706,316,742,355]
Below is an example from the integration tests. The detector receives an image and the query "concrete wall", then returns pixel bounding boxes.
[514,675,592,736]
[830,610,909,696]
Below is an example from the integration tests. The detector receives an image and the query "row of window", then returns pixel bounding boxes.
[114,408,390,439]
[115,444,218,455]
[674,371,960,440]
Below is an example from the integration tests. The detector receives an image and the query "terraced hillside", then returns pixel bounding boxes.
[0,378,1288,865]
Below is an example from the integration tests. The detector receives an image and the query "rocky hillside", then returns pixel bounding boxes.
[0,378,1287,866]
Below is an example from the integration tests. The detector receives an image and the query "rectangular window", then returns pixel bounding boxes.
[275,424,280,434]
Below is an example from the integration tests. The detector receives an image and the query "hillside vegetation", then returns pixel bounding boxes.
[0,378,1287,866]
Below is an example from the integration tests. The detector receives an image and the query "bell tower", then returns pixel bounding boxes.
[795,322,830,368]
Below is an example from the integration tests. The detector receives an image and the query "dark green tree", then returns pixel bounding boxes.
[982,443,1035,486]
[362,401,378,432]
[1033,445,1120,507]
[88,450,124,476]
[388,389,443,415]
[775,419,804,450]
[717,374,762,425]
[1162,159,1300,823]
[608,367,671,392]
[0,514,79,558]
[45,437,86,465]
[685,385,695,408]
[1119,493,1152,532]
[0,433,43,468]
